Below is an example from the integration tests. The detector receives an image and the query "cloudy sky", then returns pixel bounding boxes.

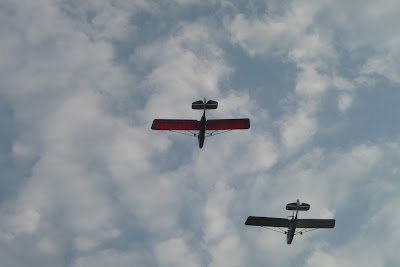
[1,0,400,266]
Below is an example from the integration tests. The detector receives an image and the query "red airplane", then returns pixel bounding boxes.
[151,98,250,148]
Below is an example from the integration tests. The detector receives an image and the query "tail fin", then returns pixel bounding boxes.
[192,100,218,110]
[286,201,310,211]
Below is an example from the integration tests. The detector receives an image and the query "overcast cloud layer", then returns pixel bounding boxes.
[1,0,400,266]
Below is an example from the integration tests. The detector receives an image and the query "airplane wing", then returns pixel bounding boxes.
[151,119,200,130]
[245,216,290,227]
[296,219,336,229]
[206,118,250,130]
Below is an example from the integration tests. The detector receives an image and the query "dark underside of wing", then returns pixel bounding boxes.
[245,216,290,228]
[296,219,336,228]
[151,119,200,130]
[206,118,250,130]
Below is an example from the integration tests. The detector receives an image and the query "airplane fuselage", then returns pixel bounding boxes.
[286,211,298,244]
[197,110,206,148]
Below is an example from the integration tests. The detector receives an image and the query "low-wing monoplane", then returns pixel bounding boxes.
[151,98,250,148]
[245,200,335,244]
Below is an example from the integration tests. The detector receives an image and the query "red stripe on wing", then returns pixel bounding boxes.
[206,118,250,130]
[151,119,200,130]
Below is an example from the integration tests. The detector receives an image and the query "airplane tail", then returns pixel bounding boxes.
[192,99,218,110]
[286,200,310,211]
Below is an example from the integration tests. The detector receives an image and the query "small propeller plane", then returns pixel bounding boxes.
[245,200,335,244]
[151,98,250,148]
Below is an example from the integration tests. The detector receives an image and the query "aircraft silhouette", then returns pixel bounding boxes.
[151,98,250,148]
[245,200,335,244]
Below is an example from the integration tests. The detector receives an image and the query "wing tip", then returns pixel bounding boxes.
[151,119,158,130]
[239,118,251,129]
[238,118,251,129]
[245,118,250,129]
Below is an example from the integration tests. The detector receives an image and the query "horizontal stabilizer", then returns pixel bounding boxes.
[286,202,297,210]
[206,118,250,130]
[151,119,200,130]
[192,100,218,109]
[206,100,218,109]
[245,216,290,228]
[286,202,310,211]
[192,100,205,110]
[299,203,310,211]
[296,219,335,229]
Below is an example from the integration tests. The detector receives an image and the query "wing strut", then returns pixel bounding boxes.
[261,226,287,234]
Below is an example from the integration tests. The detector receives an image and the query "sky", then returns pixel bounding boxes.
[0,0,400,266]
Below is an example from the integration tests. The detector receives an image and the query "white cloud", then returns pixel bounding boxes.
[58,0,150,41]
[2,208,40,236]
[155,238,201,267]
[228,0,324,57]
[361,54,400,83]
[73,249,151,267]
[294,66,331,96]
[1,0,400,267]
[0,0,142,258]
[226,0,400,154]
[338,93,353,112]
[134,22,232,121]
[201,184,245,267]
[323,0,400,84]
[227,1,340,153]
[280,109,318,151]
